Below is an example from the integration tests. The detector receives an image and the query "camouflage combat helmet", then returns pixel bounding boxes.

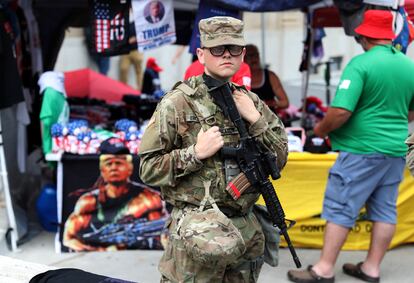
[178,181,246,266]
[199,16,246,47]
[179,207,246,266]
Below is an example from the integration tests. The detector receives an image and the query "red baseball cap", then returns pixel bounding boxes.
[146,57,163,72]
[354,10,396,40]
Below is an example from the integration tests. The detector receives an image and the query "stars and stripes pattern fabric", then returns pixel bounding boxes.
[90,0,131,56]
[94,0,111,52]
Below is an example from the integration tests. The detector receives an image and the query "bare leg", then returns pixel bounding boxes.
[312,221,350,278]
[361,221,395,278]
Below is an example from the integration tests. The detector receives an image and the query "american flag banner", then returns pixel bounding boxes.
[90,0,131,56]
[95,1,111,52]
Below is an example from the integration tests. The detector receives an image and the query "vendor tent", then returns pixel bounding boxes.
[64,68,140,103]
[31,0,330,71]
[312,0,414,28]
[299,0,414,126]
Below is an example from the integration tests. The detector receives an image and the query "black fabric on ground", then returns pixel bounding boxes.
[29,268,137,283]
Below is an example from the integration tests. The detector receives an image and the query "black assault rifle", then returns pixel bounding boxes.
[204,75,301,268]
[82,217,167,248]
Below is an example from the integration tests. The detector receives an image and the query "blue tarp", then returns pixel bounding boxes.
[210,0,323,12]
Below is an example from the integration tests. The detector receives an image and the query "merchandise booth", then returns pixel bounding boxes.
[263,153,414,250]
[276,0,414,250]
[1,0,414,256]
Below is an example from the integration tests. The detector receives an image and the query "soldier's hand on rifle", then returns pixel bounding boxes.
[233,90,261,124]
[194,126,224,160]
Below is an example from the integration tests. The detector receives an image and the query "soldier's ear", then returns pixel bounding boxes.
[241,48,246,62]
[196,48,205,65]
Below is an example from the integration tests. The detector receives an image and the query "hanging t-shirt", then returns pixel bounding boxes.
[89,0,131,56]
[0,10,24,110]
[39,87,69,154]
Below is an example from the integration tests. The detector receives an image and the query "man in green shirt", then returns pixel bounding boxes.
[288,10,414,283]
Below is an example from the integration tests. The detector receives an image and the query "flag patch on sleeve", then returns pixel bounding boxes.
[339,79,351,90]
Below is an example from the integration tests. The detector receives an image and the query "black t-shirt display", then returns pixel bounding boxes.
[0,10,24,110]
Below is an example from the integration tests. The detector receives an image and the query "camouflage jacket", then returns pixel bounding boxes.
[406,134,414,176]
[139,75,288,213]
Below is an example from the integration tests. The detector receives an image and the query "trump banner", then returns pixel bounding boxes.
[132,0,176,51]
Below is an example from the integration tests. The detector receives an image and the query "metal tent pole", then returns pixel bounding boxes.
[300,12,314,128]
[260,13,266,67]
[0,114,19,251]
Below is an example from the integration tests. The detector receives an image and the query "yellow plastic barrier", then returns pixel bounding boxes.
[257,152,414,250]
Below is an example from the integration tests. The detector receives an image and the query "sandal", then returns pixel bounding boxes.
[342,262,380,283]
[287,265,335,283]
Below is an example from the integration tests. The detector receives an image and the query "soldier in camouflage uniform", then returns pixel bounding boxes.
[139,16,288,283]
[407,134,414,175]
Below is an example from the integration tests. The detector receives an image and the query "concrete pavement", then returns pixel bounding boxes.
[1,230,413,283]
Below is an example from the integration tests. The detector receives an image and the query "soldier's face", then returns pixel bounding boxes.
[197,45,246,81]
[100,155,133,183]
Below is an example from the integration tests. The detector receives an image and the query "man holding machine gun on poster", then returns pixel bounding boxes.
[139,16,300,282]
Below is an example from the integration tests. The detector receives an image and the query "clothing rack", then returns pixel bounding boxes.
[0,115,19,251]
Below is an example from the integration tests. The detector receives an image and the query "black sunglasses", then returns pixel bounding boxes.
[205,45,244,57]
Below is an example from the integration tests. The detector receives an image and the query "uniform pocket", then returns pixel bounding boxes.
[159,236,196,283]
[159,211,196,282]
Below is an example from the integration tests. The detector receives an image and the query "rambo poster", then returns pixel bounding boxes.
[57,154,168,253]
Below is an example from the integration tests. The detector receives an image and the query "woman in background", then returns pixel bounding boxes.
[245,44,291,124]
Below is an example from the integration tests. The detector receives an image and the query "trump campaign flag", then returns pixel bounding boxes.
[132,0,176,51]
[90,0,131,55]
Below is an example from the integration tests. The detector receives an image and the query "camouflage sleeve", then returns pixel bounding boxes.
[245,89,288,170]
[406,134,414,176]
[139,94,203,187]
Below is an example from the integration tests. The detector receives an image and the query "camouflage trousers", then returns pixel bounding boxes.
[159,206,265,283]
